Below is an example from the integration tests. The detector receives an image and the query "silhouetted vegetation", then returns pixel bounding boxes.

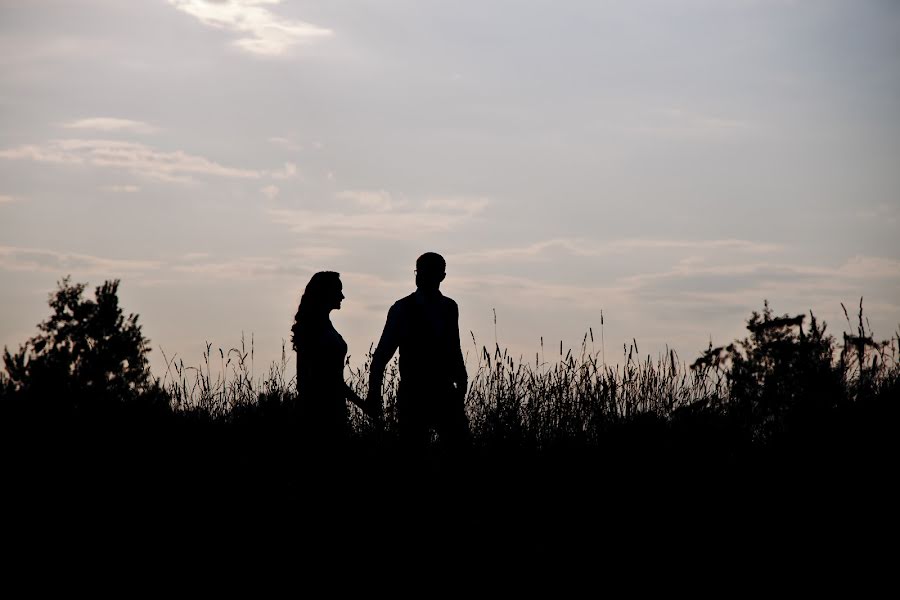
[2,277,168,413]
[2,278,898,509]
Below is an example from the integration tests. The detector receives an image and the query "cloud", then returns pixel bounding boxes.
[171,256,311,281]
[631,108,756,139]
[856,202,899,224]
[0,139,261,183]
[337,190,396,212]
[63,118,157,134]
[0,246,161,275]
[101,185,141,193]
[831,255,900,280]
[0,142,84,165]
[446,240,900,342]
[268,162,298,180]
[451,273,628,311]
[0,245,329,284]
[288,246,348,261]
[168,0,333,56]
[449,238,782,265]
[172,256,283,279]
[166,248,348,282]
[181,252,211,261]
[628,255,900,288]
[261,184,279,199]
[269,195,489,238]
[620,255,900,311]
[608,239,781,253]
[424,197,490,213]
[268,209,465,238]
[268,137,302,151]
[0,36,108,66]
[0,194,21,205]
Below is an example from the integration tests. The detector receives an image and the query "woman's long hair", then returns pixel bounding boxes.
[292,271,340,350]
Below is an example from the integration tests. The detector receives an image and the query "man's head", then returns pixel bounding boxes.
[415,252,446,292]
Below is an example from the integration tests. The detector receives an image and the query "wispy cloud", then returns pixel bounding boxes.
[424,197,491,213]
[260,184,279,199]
[0,245,337,283]
[288,246,348,261]
[620,255,900,312]
[831,255,900,280]
[0,36,108,66]
[631,108,756,140]
[856,202,898,225]
[0,194,21,205]
[449,238,782,265]
[168,0,333,56]
[268,162,298,180]
[171,256,291,280]
[625,255,900,287]
[0,139,261,183]
[268,136,302,151]
[63,118,157,134]
[101,184,141,193]
[448,254,900,342]
[181,252,211,261]
[337,189,396,212]
[0,246,161,275]
[451,273,628,311]
[608,239,781,253]
[269,195,489,238]
[167,247,349,282]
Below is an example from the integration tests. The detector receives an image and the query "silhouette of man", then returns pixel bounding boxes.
[367,252,469,451]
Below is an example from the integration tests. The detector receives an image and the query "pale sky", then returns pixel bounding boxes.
[2,0,899,379]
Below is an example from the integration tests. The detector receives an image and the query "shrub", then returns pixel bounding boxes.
[2,277,163,413]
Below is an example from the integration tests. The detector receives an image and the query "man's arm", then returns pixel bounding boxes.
[449,300,468,396]
[367,303,401,404]
[342,382,371,415]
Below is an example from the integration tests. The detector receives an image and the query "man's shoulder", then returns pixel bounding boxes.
[392,292,458,314]
[440,295,459,312]
[433,294,459,318]
[390,293,418,313]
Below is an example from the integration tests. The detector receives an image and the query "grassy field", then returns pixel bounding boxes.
[2,280,898,520]
[157,299,898,455]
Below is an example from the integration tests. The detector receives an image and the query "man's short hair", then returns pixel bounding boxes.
[416,252,446,274]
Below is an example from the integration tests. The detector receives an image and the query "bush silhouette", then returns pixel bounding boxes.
[1,277,164,414]
[692,302,841,443]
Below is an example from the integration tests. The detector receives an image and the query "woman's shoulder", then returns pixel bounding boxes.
[294,321,327,344]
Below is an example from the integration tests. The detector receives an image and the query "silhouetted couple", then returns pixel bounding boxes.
[291,252,469,453]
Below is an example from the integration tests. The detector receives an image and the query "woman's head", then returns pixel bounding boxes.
[303,271,344,312]
[292,271,343,346]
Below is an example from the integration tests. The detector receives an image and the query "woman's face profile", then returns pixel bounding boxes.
[329,279,345,311]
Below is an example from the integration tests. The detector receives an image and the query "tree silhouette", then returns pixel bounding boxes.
[2,277,162,413]
[692,301,843,444]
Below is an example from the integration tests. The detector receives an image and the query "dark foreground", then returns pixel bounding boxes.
[2,280,897,558]
[4,393,895,519]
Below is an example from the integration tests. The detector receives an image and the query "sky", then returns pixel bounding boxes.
[1,0,899,381]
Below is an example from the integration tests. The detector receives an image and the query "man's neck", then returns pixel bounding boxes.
[415,287,442,299]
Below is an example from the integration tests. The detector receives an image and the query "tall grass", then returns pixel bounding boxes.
[159,333,295,419]
[155,302,899,455]
[4,294,897,515]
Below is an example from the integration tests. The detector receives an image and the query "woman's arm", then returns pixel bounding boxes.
[343,382,376,417]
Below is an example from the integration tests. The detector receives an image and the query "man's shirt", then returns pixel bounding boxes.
[369,289,467,396]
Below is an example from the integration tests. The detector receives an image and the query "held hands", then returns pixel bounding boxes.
[365,390,385,424]
[348,387,382,422]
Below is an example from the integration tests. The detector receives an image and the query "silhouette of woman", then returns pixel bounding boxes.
[291,271,365,443]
